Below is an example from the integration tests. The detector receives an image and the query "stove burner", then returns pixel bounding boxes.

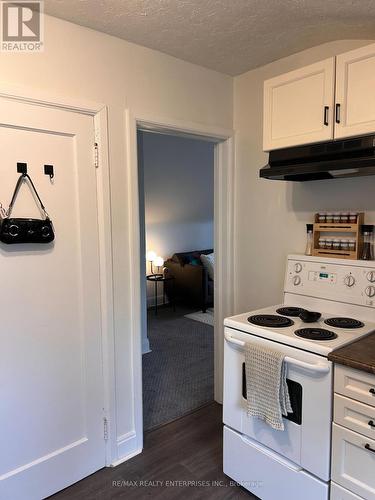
[324,317,364,329]
[248,314,294,328]
[276,307,306,317]
[295,328,337,341]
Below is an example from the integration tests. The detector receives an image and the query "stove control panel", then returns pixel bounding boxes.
[285,257,375,308]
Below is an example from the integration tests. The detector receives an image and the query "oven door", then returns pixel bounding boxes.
[223,327,332,481]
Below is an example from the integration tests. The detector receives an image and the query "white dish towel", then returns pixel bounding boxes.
[245,343,292,431]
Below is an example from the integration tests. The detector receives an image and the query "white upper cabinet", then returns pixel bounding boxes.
[335,43,375,139]
[263,58,335,151]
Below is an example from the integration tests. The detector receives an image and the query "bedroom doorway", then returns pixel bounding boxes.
[138,130,215,431]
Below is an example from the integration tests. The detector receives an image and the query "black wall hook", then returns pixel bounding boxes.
[44,164,54,180]
[17,162,27,175]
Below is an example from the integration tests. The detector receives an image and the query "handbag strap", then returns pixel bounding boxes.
[7,173,50,219]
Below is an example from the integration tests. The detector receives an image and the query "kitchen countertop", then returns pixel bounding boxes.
[328,333,375,374]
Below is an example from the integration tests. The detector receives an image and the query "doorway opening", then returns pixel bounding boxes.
[126,112,233,456]
[138,130,216,431]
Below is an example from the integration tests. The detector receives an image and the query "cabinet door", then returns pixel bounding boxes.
[263,58,335,151]
[335,43,375,139]
[332,423,375,499]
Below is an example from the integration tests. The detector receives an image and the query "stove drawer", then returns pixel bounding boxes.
[332,423,375,499]
[223,426,328,500]
[331,482,364,500]
[334,394,375,440]
[335,365,375,407]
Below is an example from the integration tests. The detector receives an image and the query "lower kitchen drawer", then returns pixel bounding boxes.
[334,393,375,440]
[332,423,375,499]
[223,426,328,500]
[331,482,364,500]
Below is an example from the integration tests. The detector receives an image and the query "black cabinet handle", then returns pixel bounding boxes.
[370,388,375,395]
[365,443,375,453]
[335,103,341,124]
[369,420,375,428]
[324,106,329,126]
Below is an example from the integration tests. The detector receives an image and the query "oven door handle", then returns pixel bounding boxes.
[225,333,330,374]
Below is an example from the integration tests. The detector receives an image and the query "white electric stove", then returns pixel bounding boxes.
[223,255,375,500]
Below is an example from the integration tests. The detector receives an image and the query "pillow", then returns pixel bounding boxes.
[200,253,214,280]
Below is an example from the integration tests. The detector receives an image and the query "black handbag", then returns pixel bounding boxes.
[0,173,54,244]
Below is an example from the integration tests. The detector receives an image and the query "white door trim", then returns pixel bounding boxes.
[125,109,235,457]
[0,83,116,466]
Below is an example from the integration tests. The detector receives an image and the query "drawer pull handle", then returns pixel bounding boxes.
[369,420,375,428]
[323,106,329,126]
[365,443,375,453]
[370,388,375,395]
[335,103,341,124]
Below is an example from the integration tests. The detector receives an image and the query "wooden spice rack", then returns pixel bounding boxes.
[312,213,364,260]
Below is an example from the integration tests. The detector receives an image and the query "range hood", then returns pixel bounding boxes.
[260,134,375,181]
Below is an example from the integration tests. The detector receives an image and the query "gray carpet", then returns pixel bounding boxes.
[143,306,214,431]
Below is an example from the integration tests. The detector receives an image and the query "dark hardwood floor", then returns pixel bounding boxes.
[51,403,254,499]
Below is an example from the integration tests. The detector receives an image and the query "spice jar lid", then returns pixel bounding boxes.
[362,224,374,234]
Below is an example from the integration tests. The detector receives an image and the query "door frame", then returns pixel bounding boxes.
[0,83,116,466]
[125,109,235,452]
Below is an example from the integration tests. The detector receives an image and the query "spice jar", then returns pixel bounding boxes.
[340,212,349,224]
[361,225,374,261]
[348,239,356,252]
[305,224,313,256]
[318,212,326,223]
[318,237,326,249]
[326,212,333,223]
[333,212,341,224]
[349,212,358,224]
[340,239,349,251]
[333,238,341,250]
[325,237,333,249]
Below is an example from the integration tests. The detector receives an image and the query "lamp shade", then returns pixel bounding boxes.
[153,256,164,268]
[146,250,157,262]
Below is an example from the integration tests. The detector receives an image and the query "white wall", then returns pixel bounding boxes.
[140,131,214,264]
[233,40,375,314]
[0,14,233,463]
[140,131,214,308]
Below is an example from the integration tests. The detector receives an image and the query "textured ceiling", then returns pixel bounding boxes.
[44,0,375,76]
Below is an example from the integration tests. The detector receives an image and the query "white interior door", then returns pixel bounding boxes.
[335,42,375,139]
[263,57,335,151]
[0,98,106,500]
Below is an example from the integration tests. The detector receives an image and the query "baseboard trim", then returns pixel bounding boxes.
[142,336,151,354]
[110,446,142,467]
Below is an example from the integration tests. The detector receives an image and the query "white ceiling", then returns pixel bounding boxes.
[44,0,375,76]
